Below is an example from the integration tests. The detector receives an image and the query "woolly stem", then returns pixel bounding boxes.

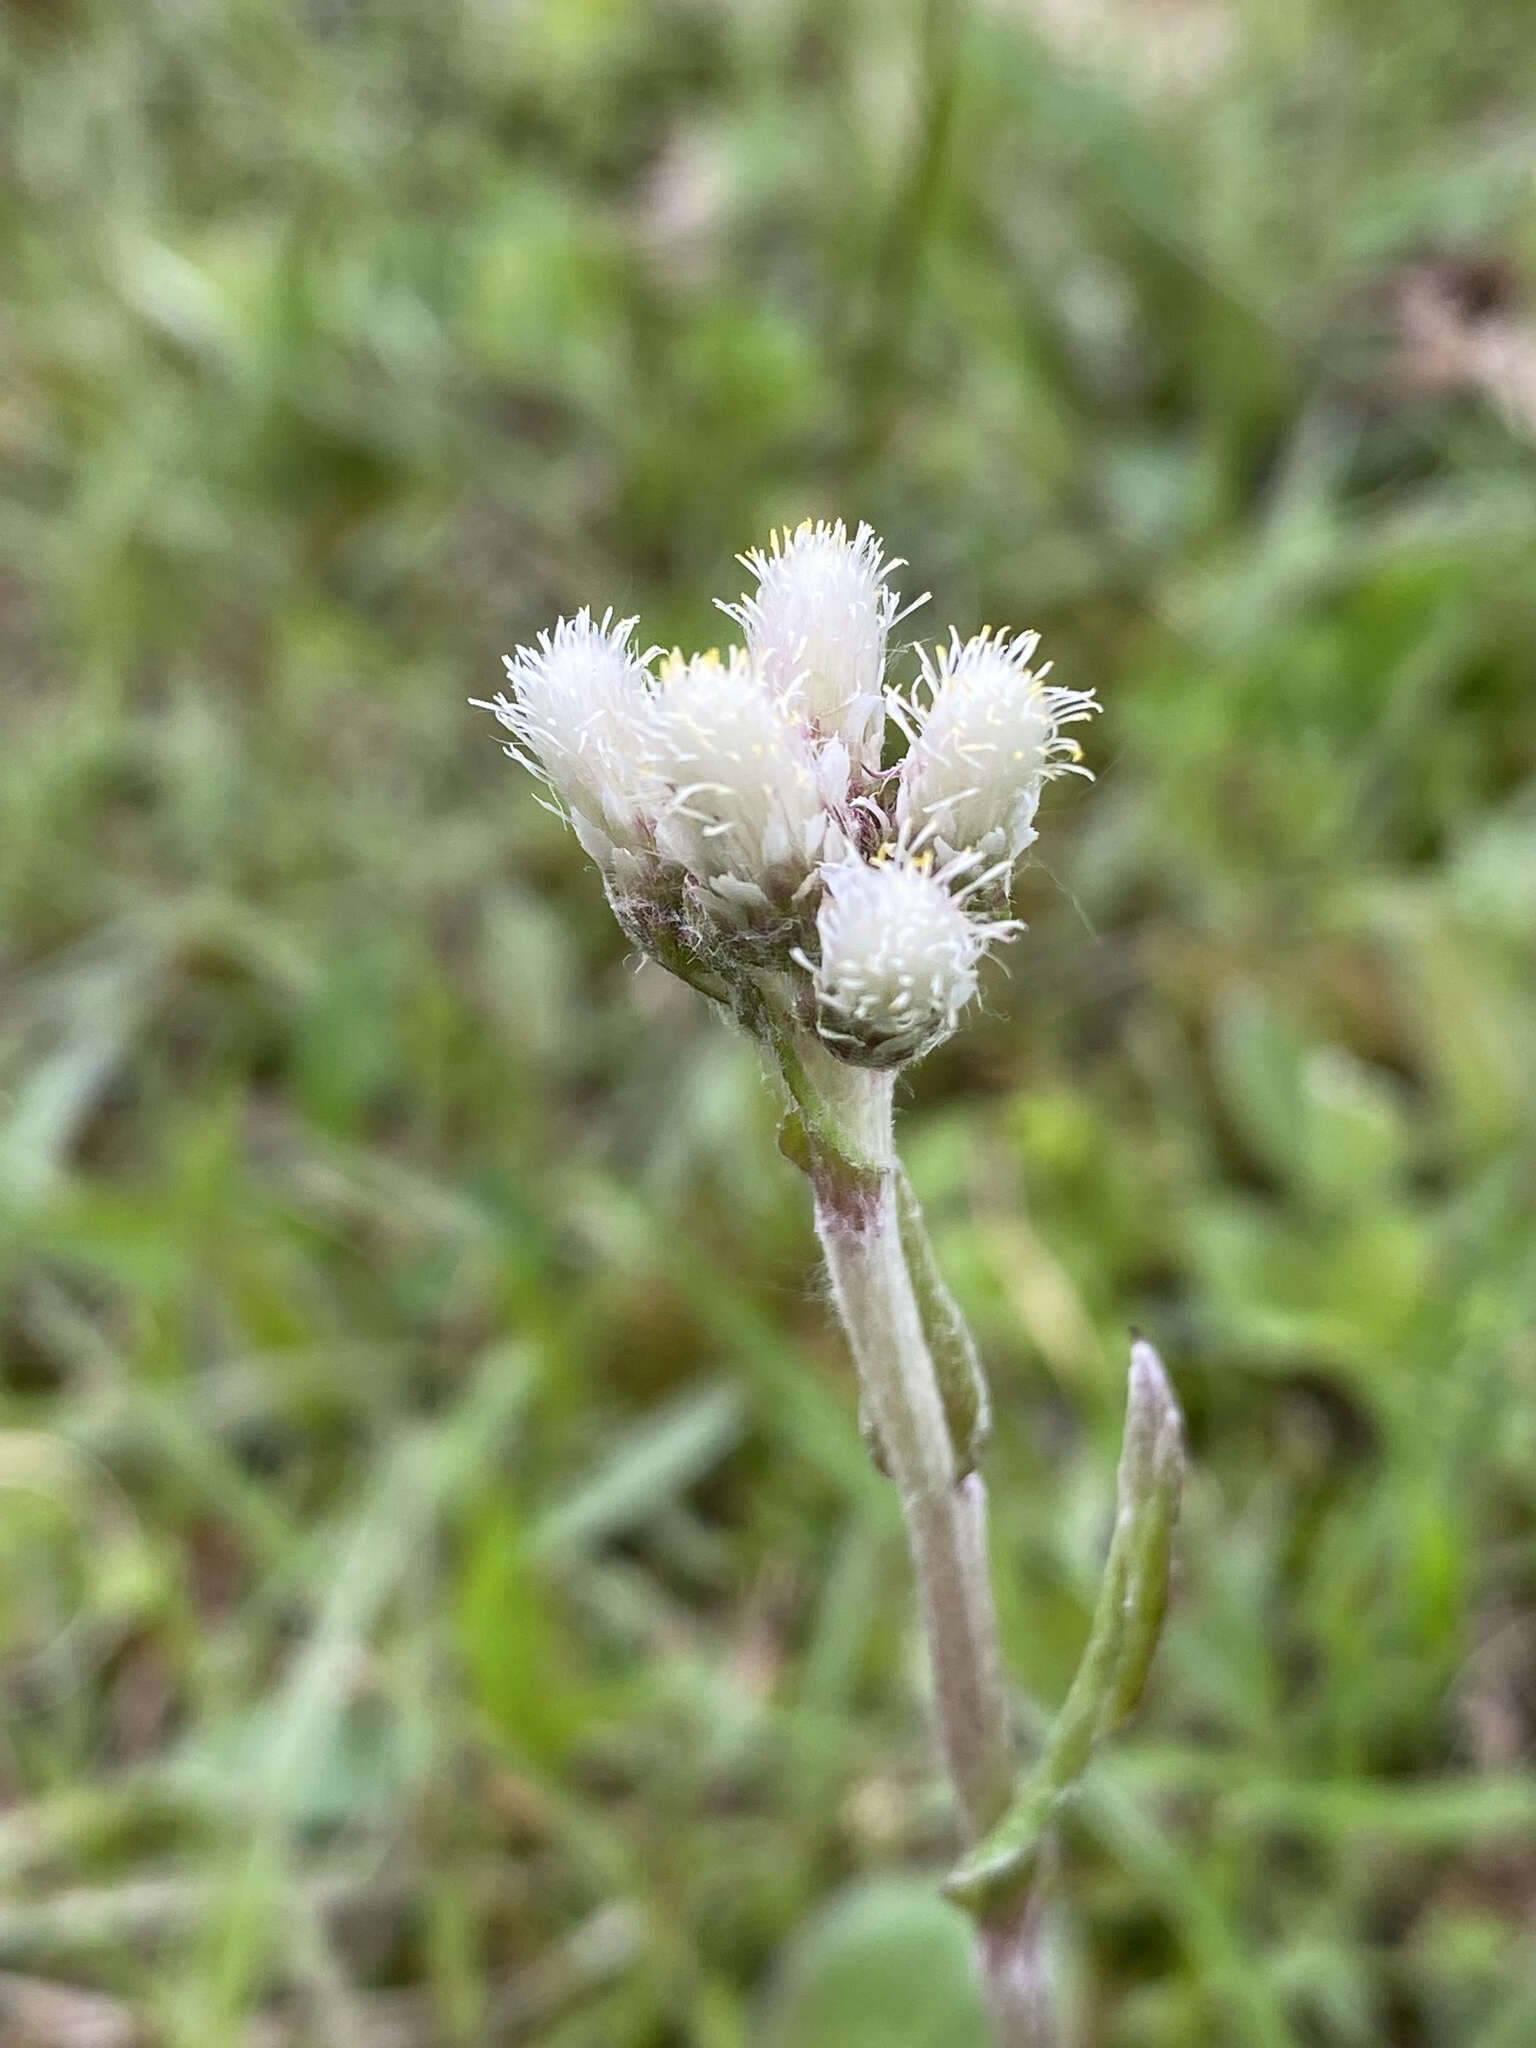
[793,1046,1053,2042]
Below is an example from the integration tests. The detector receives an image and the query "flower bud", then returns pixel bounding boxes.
[480,608,658,866]
[896,628,1097,870]
[807,853,1009,1067]
[645,648,848,924]
[718,519,919,772]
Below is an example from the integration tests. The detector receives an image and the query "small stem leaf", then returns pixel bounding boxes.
[896,1168,992,1477]
[777,1109,814,1176]
[1105,1353,1185,1730]
[946,1340,1185,1922]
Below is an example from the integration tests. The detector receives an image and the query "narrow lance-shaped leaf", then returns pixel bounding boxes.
[946,1339,1184,1915]
[894,1166,990,1476]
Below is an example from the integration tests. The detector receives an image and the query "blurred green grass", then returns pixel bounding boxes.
[3,0,1536,2042]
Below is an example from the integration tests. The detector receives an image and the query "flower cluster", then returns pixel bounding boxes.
[477,519,1096,1067]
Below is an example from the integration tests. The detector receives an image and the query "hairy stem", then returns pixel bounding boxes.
[797,1051,1052,2041]
[815,1169,1014,1833]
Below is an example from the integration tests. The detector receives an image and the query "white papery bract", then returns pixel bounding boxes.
[808,852,1008,1067]
[718,520,915,772]
[895,628,1099,870]
[645,648,849,921]
[480,608,657,866]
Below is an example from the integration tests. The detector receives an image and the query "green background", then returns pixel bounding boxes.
[3,1,1535,2041]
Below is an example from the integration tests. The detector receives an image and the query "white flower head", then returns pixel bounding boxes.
[895,627,1099,870]
[717,519,923,771]
[479,608,658,866]
[477,529,1096,1050]
[645,647,849,923]
[805,850,1017,1067]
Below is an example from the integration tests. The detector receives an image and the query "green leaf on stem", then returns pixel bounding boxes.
[945,1338,1185,1916]
[896,1167,991,1477]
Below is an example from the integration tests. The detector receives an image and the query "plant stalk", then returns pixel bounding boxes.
[799,1051,1055,2043]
